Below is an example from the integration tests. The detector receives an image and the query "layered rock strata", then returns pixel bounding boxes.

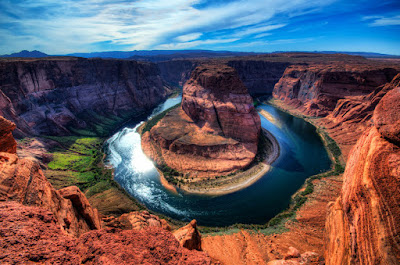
[325,86,400,264]
[273,64,398,117]
[0,58,169,136]
[142,64,261,177]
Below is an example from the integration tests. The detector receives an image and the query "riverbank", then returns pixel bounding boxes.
[159,128,280,196]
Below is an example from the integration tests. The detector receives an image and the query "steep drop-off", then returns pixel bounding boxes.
[227,60,290,95]
[142,64,261,177]
[0,58,169,136]
[0,116,212,264]
[325,86,400,264]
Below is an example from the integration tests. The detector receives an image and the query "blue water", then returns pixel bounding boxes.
[104,96,331,226]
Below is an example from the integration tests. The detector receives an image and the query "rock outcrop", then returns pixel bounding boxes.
[273,64,398,117]
[104,210,171,231]
[142,64,261,177]
[0,58,169,136]
[0,201,211,264]
[325,86,400,264]
[0,151,102,237]
[0,116,17,153]
[173,219,202,251]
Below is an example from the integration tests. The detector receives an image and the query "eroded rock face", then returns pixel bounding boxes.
[0,152,101,237]
[273,64,398,117]
[0,116,16,153]
[142,64,261,177]
[173,220,202,251]
[0,58,168,135]
[0,202,212,265]
[325,87,400,264]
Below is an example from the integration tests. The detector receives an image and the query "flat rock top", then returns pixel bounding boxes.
[185,64,249,97]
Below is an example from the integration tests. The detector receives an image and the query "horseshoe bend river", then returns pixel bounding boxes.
[104,96,331,227]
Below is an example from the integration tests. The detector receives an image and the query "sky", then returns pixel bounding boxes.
[0,0,399,55]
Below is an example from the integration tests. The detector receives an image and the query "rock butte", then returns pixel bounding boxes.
[142,64,261,177]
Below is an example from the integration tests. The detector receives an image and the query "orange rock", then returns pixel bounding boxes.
[173,219,202,250]
[0,116,16,153]
[325,86,400,264]
[0,201,212,265]
[142,64,261,177]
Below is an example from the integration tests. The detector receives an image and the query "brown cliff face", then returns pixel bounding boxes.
[227,60,290,95]
[0,58,168,136]
[142,64,261,177]
[273,64,398,117]
[325,86,400,264]
[0,116,17,153]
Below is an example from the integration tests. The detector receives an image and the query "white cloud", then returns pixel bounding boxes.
[0,0,337,53]
[362,14,400,26]
[175,33,202,42]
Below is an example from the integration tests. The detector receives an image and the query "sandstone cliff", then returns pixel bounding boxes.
[227,60,290,95]
[325,86,400,264]
[0,58,169,136]
[142,64,261,177]
[273,64,398,117]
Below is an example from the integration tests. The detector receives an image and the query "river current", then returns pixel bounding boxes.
[104,96,331,227]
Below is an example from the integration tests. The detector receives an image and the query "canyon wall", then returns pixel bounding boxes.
[157,60,197,87]
[325,86,400,264]
[273,64,398,117]
[227,60,290,96]
[0,58,169,136]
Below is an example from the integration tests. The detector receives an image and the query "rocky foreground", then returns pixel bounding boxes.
[142,64,261,178]
[0,115,211,264]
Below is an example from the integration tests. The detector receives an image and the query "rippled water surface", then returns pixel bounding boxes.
[104,96,331,226]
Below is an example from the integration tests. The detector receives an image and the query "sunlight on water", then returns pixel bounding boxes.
[130,141,155,174]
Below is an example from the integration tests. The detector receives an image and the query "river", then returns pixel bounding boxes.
[104,96,331,227]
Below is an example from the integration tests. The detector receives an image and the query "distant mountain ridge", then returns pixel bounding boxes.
[1,49,399,59]
[0,50,49,58]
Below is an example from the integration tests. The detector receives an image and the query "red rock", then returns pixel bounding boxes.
[0,201,80,264]
[173,219,202,251]
[0,151,101,237]
[273,64,398,117]
[59,186,102,230]
[284,247,301,260]
[0,201,212,264]
[0,116,16,153]
[105,210,172,231]
[325,87,400,264]
[373,86,400,145]
[142,64,261,177]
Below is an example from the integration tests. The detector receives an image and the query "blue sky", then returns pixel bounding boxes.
[0,0,399,55]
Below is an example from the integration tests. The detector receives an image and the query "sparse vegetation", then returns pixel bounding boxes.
[141,104,180,134]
